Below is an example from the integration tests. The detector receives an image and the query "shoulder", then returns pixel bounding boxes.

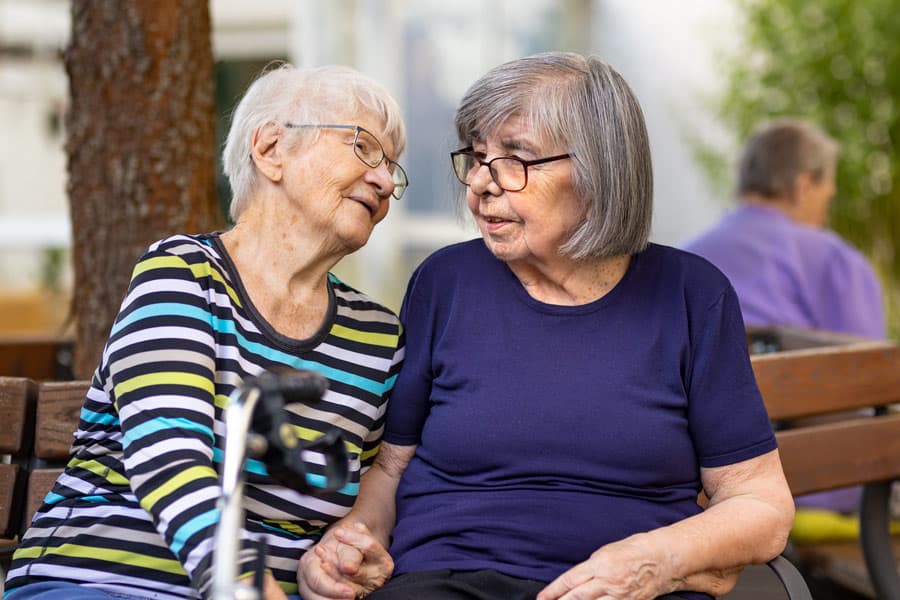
[406,238,494,292]
[415,238,490,271]
[144,233,224,264]
[136,233,225,269]
[129,233,228,285]
[810,228,875,272]
[638,243,733,302]
[328,273,401,331]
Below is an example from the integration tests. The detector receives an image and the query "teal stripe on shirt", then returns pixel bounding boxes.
[80,407,119,426]
[212,318,389,396]
[124,416,214,449]
[111,303,211,337]
[170,508,219,555]
[113,302,390,396]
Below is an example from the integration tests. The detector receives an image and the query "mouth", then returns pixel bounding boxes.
[349,196,378,216]
[480,214,515,232]
[482,214,514,224]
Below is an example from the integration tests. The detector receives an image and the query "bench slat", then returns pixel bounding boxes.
[0,378,36,455]
[753,342,900,420]
[34,381,89,461]
[25,469,64,528]
[776,414,900,496]
[0,464,23,538]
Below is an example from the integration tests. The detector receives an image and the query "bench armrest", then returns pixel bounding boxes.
[765,555,812,600]
[860,479,900,599]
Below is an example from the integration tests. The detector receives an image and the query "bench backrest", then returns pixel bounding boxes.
[0,337,74,381]
[0,377,89,541]
[749,328,900,496]
[749,326,900,600]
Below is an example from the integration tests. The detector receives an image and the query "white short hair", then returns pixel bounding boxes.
[222,63,406,221]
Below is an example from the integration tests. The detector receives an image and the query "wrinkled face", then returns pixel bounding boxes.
[283,111,398,253]
[465,115,583,267]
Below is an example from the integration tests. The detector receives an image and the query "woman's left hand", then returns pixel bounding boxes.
[536,536,667,600]
[298,521,393,599]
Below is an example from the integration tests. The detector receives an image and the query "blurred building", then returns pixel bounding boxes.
[0,0,734,330]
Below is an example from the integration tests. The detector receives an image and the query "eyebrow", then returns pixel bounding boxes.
[472,136,538,155]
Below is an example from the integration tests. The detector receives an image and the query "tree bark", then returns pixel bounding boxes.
[65,0,223,378]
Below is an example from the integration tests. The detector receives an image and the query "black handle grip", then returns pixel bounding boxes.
[245,367,349,495]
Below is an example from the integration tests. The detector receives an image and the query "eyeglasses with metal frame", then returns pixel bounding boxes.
[449,147,573,192]
[285,123,408,200]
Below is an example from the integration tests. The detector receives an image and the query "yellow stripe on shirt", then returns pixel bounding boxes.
[14,543,187,575]
[140,465,218,513]
[330,324,399,348]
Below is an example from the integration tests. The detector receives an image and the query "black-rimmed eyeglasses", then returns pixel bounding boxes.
[286,123,408,200]
[450,147,573,192]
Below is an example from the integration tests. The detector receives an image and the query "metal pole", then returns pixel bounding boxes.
[211,387,261,600]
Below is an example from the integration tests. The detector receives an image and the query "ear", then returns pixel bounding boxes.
[250,121,285,183]
[790,171,814,202]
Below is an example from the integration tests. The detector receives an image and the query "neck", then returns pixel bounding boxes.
[219,194,342,338]
[740,193,819,227]
[507,253,631,306]
[223,193,343,291]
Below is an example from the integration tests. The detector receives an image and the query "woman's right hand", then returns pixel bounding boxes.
[298,522,394,599]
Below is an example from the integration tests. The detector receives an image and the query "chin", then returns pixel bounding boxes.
[343,229,375,254]
[483,241,523,263]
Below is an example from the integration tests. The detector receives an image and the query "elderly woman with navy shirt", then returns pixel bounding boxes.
[299,51,794,600]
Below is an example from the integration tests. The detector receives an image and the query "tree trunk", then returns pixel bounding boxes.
[65,0,223,378]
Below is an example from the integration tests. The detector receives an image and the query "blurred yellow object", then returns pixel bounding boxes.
[791,508,900,543]
[0,291,70,335]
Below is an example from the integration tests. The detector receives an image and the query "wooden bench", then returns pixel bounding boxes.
[0,372,818,598]
[748,326,900,599]
[0,377,89,580]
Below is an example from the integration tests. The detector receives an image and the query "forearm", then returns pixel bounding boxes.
[339,442,415,546]
[637,452,794,596]
[633,493,792,595]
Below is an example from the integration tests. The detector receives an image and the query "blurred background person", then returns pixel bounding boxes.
[682,118,886,528]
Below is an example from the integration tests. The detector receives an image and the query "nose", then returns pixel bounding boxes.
[467,162,501,197]
[365,158,396,199]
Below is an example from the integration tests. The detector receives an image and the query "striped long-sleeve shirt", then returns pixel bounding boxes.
[4,233,404,599]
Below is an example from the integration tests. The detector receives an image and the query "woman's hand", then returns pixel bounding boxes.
[298,522,394,599]
[536,536,667,600]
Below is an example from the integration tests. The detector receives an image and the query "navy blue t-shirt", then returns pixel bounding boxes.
[384,239,776,600]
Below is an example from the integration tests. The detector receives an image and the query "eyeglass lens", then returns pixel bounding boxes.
[353,128,407,199]
[452,154,527,191]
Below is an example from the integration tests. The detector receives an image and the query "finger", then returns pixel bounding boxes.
[299,553,357,599]
[316,538,367,576]
[536,565,594,600]
[335,542,365,575]
[315,541,341,565]
[333,527,387,561]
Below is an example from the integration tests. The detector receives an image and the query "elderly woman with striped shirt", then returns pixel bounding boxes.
[4,64,408,600]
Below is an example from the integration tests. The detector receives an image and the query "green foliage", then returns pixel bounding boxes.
[699,0,900,339]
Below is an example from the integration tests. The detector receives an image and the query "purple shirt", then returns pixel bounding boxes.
[683,204,886,512]
[683,204,885,339]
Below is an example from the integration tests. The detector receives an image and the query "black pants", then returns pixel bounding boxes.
[365,569,690,600]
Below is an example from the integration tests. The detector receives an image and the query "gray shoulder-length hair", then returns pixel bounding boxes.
[222,63,406,221]
[454,51,653,259]
[737,118,838,199]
